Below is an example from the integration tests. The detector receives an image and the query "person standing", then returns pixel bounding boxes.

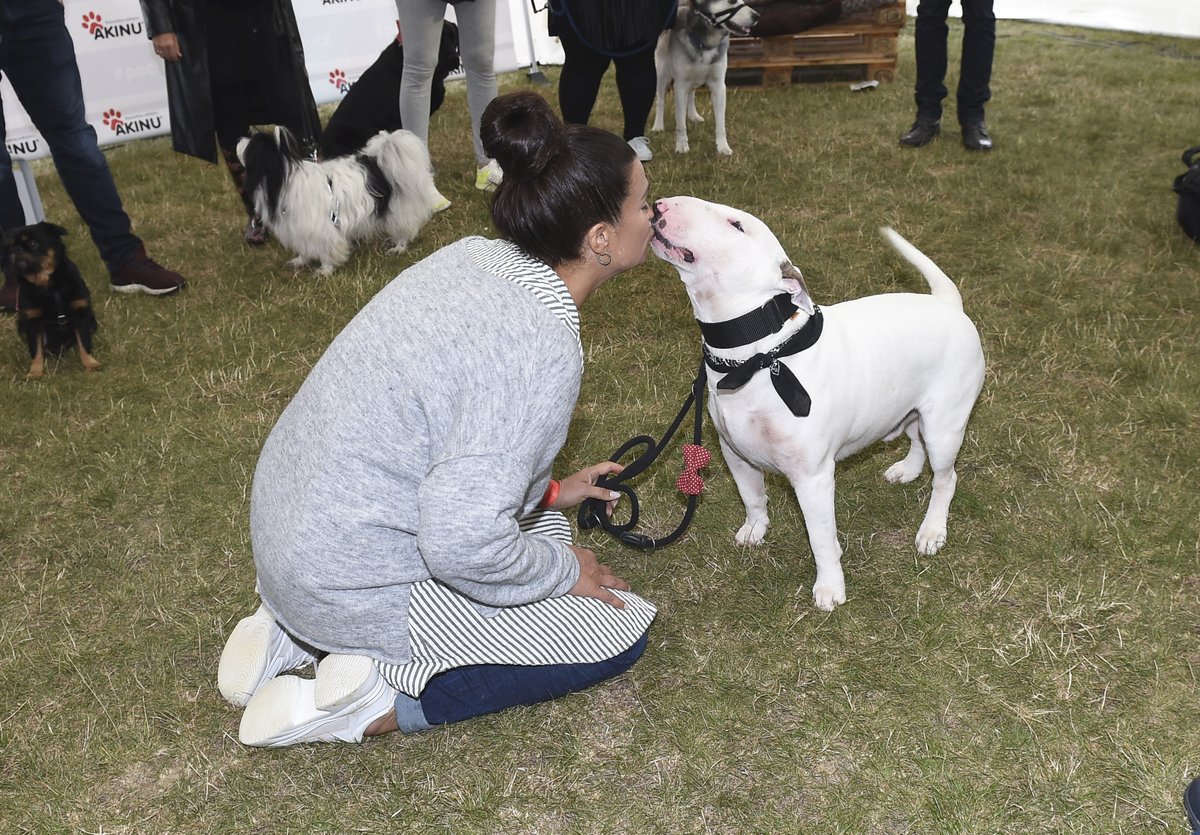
[898,0,996,151]
[396,0,503,193]
[139,0,322,245]
[549,0,678,163]
[0,0,186,311]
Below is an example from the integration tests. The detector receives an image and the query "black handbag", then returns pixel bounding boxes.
[1173,145,1200,243]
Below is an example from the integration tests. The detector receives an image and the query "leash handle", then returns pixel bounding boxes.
[577,360,707,550]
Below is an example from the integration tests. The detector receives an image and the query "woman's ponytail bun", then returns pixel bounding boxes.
[480,90,568,184]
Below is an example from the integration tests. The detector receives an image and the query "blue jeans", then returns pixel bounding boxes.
[0,0,141,271]
[393,631,649,732]
[913,0,996,126]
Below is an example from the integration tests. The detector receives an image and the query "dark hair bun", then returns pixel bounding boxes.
[480,91,568,184]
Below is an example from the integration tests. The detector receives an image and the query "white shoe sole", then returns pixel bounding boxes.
[217,605,316,707]
[314,654,379,712]
[109,282,182,296]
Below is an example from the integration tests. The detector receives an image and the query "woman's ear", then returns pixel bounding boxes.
[585,222,610,260]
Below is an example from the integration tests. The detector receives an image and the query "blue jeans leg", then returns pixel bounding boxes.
[407,631,650,729]
[0,0,140,270]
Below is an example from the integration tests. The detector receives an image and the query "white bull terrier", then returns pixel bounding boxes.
[650,196,985,610]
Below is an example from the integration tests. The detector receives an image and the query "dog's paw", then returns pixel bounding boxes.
[25,367,45,381]
[734,518,768,546]
[688,112,705,124]
[316,263,337,277]
[81,357,102,372]
[287,256,307,270]
[812,581,846,611]
[387,241,409,255]
[716,143,733,156]
[651,119,664,133]
[675,139,690,154]
[915,524,947,556]
[884,460,922,484]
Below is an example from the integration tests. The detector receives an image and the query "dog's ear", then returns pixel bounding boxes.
[780,261,815,315]
[38,222,69,239]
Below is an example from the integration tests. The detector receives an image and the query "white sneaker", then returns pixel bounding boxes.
[217,605,317,708]
[238,655,397,747]
[431,191,452,214]
[475,159,503,191]
[313,653,380,711]
[628,136,653,162]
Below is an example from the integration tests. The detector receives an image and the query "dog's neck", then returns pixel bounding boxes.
[697,292,803,351]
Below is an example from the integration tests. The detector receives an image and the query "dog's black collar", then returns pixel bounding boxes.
[703,306,823,417]
[697,292,799,349]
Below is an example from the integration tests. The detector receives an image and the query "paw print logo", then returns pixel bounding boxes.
[102,109,124,130]
[81,12,103,36]
[329,69,351,94]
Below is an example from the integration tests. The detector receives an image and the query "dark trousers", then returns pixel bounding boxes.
[411,631,649,728]
[557,25,657,141]
[0,0,141,272]
[913,0,996,126]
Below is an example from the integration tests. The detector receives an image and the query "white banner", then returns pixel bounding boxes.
[2,0,562,161]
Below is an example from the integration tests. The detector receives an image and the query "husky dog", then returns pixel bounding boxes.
[652,0,760,156]
[237,127,442,275]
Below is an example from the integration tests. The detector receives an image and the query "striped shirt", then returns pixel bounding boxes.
[375,239,656,697]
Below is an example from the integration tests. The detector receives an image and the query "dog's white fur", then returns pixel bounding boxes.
[651,196,985,610]
[236,128,440,275]
[652,0,759,156]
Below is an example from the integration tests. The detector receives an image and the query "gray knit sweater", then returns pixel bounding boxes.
[250,238,583,665]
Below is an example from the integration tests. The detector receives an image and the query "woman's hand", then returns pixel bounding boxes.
[153,33,182,62]
[567,545,628,609]
[552,461,623,513]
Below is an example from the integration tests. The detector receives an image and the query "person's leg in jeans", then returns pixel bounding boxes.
[956,0,996,127]
[557,25,612,126]
[392,631,650,732]
[452,0,498,167]
[912,0,952,124]
[395,0,450,148]
[0,2,139,272]
[613,47,657,141]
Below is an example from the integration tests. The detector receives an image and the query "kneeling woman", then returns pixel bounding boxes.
[218,90,658,746]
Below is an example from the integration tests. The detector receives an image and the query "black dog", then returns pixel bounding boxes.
[2,222,100,379]
[319,21,460,159]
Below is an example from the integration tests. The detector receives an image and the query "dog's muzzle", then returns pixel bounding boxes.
[650,206,695,264]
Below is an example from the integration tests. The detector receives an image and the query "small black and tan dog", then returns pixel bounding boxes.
[2,222,100,379]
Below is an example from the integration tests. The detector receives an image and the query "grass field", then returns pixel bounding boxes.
[2,17,1198,834]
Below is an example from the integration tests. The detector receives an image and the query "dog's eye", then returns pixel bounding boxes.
[728,219,744,232]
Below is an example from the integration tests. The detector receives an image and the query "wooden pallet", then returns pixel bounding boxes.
[727,2,906,87]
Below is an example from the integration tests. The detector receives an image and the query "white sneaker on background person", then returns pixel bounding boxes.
[628,136,653,162]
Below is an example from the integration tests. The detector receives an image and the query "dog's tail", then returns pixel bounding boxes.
[364,130,434,185]
[879,226,963,311]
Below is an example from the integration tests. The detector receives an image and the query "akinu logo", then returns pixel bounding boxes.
[329,69,352,94]
[6,138,41,157]
[81,11,145,39]
[102,108,162,137]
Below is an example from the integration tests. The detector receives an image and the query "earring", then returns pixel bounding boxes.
[596,251,612,267]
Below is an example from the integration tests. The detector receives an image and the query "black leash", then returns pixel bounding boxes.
[577,357,709,550]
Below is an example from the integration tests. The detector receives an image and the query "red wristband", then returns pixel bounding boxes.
[538,479,561,509]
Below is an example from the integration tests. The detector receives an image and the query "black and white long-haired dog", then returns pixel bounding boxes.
[236,127,441,274]
[2,222,100,379]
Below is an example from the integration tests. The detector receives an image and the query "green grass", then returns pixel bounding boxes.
[3,19,1199,834]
